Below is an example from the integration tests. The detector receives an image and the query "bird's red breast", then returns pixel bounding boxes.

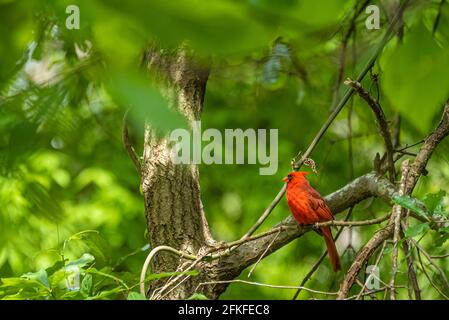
[284,171,341,272]
[284,171,334,224]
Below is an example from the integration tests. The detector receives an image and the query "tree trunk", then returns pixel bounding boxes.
[141,44,215,299]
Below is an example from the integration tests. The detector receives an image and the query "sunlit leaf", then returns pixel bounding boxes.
[66,253,95,268]
[404,223,430,238]
[127,291,147,300]
[382,22,449,132]
[187,293,208,300]
[392,195,429,218]
[422,190,446,215]
[107,72,188,135]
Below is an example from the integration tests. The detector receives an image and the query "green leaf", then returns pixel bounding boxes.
[187,293,209,300]
[23,269,50,289]
[81,233,111,266]
[296,0,346,27]
[25,181,63,221]
[81,274,93,296]
[0,277,46,290]
[440,227,449,234]
[127,292,147,300]
[383,244,393,255]
[98,0,268,54]
[107,71,188,136]
[85,268,129,290]
[144,270,199,282]
[404,223,430,238]
[382,22,449,132]
[66,253,95,268]
[392,195,428,218]
[65,231,110,265]
[422,190,446,215]
[435,234,449,247]
[86,287,124,300]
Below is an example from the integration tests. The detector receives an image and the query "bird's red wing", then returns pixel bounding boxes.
[307,189,334,222]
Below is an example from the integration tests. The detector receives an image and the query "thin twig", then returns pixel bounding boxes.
[416,248,449,299]
[389,160,410,299]
[433,0,446,34]
[355,240,387,300]
[395,140,425,152]
[240,185,287,239]
[344,79,396,182]
[331,0,370,109]
[431,253,449,259]
[346,285,408,300]
[411,238,449,292]
[247,229,282,278]
[140,245,197,296]
[400,232,421,299]
[196,279,338,296]
[122,110,142,177]
[400,206,421,300]
[314,213,390,228]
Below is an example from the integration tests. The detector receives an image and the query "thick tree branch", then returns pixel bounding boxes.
[214,172,396,289]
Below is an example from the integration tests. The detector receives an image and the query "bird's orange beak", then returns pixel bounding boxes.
[282,177,289,183]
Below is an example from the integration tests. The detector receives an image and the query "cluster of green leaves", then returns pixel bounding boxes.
[0,230,202,300]
[393,190,449,243]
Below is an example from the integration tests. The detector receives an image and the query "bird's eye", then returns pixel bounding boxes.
[287,174,293,181]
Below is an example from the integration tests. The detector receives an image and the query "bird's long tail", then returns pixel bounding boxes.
[320,226,341,272]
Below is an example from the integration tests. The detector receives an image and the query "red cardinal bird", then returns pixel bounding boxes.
[283,171,341,272]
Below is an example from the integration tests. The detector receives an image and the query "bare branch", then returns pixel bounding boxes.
[331,0,370,109]
[355,240,387,300]
[122,110,142,177]
[196,279,338,296]
[401,199,421,300]
[344,79,396,181]
[416,247,449,299]
[400,230,421,299]
[431,253,449,259]
[411,238,449,293]
[389,160,410,299]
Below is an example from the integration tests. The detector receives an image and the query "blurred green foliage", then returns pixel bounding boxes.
[1,0,449,300]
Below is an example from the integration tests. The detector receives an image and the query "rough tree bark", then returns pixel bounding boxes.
[141,44,213,299]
